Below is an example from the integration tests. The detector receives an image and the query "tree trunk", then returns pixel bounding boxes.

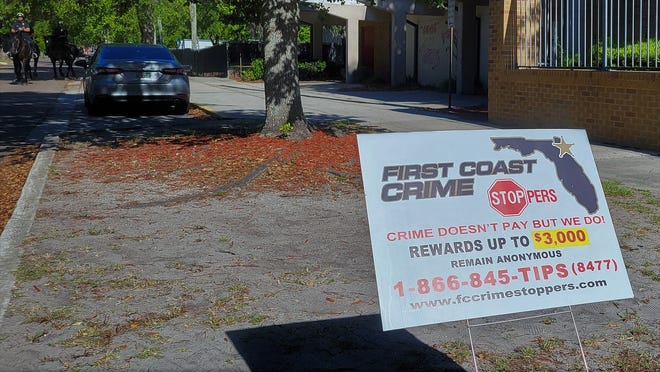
[260,0,311,139]
[137,0,156,44]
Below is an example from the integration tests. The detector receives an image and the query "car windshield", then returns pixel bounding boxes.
[100,46,174,61]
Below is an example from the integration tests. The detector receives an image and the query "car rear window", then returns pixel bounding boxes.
[100,46,174,61]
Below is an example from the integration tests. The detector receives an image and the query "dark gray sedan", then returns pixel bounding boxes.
[80,43,190,115]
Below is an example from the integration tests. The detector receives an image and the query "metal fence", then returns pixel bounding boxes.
[517,0,659,69]
[171,44,229,77]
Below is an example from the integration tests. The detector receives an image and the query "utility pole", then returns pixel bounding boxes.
[190,0,199,50]
[447,0,455,109]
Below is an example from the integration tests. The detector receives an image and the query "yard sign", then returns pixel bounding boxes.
[357,129,633,331]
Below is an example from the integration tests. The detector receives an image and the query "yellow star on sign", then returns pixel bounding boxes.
[552,136,574,158]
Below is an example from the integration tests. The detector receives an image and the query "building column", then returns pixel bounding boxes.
[345,17,360,83]
[390,9,407,86]
[488,0,516,123]
[312,22,323,60]
[461,0,478,94]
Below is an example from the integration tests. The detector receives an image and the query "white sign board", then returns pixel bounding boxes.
[357,129,633,331]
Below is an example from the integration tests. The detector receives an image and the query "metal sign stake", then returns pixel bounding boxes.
[465,307,590,371]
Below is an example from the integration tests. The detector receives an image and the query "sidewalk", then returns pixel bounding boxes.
[0,77,657,371]
[191,77,492,131]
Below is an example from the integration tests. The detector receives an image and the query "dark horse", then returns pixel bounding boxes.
[45,35,79,79]
[4,33,34,84]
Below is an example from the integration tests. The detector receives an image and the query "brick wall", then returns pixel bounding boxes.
[488,0,660,152]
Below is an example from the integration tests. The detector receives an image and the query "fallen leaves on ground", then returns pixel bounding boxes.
[0,131,363,234]
[0,146,39,232]
[60,130,362,194]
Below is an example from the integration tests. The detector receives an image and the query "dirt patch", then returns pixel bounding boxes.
[0,133,657,371]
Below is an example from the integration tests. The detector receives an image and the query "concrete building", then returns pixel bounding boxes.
[303,1,658,151]
[302,0,489,94]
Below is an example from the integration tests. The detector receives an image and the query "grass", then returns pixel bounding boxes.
[476,347,550,371]
[134,346,162,359]
[441,340,472,363]
[108,273,165,290]
[608,348,659,371]
[25,305,74,324]
[534,337,564,352]
[206,284,268,329]
[87,228,114,236]
[601,181,660,224]
[626,323,650,338]
[618,308,638,322]
[29,329,49,343]
[14,252,69,283]
[601,180,634,197]
[640,261,659,281]
[58,302,186,352]
[582,335,605,348]
[540,317,557,325]
[276,266,335,287]
[93,348,121,366]
[60,323,113,348]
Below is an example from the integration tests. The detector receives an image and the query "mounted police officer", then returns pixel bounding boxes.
[10,12,38,58]
[51,21,68,43]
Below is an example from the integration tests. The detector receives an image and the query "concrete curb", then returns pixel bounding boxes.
[190,102,224,119]
[0,84,78,323]
[0,145,57,321]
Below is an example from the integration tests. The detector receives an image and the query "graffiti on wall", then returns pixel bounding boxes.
[420,23,439,35]
[415,18,462,87]
[443,29,460,60]
[421,48,442,70]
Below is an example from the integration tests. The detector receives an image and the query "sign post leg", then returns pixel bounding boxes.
[466,318,480,372]
[569,305,590,372]
[463,307,590,371]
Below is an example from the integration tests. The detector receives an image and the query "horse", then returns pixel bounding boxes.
[45,35,78,79]
[2,33,38,83]
[30,43,39,78]
[6,33,33,84]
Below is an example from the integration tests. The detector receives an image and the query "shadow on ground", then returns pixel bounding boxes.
[227,315,466,372]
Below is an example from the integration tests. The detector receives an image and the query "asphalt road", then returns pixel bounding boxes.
[0,62,73,155]
[0,62,222,156]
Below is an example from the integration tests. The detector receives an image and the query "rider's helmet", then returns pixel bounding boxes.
[17,12,25,19]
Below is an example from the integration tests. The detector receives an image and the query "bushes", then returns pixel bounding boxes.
[593,38,659,68]
[298,60,327,80]
[553,39,658,68]
[240,58,264,81]
[240,59,327,81]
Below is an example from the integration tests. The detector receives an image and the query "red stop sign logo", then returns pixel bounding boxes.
[488,179,528,216]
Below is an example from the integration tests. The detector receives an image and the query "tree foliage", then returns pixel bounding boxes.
[1,0,258,48]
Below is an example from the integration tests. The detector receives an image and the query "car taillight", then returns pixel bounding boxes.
[95,67,123,75]
[161,68,185,75]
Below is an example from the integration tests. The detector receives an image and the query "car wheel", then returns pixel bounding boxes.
[173,102,189,115]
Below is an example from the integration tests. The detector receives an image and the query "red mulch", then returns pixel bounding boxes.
[0,146,39,232]
[62,130,362,193]
[0,131,363,232]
